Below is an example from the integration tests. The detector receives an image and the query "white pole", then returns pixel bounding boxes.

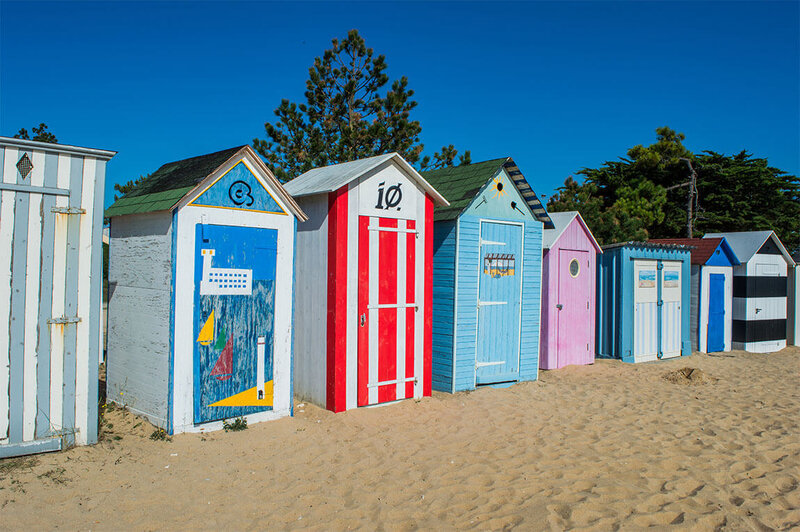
[257,336,265,400]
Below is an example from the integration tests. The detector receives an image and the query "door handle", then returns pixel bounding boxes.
[556,304,563,310]
[360,314,366,327]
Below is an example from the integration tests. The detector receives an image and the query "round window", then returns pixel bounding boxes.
[569,258,580,277]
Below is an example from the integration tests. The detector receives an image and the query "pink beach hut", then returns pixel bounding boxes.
[540,211,602,369]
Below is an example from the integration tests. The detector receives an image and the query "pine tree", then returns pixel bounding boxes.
[14,123,57,143]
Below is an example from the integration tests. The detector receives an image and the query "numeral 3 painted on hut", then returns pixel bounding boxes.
[105,146,306,434]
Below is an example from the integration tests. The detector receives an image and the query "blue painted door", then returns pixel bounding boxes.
[475,221,522,385]
[193,224,277,424]
[707,273,726,352]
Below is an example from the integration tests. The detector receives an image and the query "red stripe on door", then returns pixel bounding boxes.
[326,185,348,412]
[405,220,416,399]
[357,216,370,407]
[423,195,433,397]
[378,218,398,403]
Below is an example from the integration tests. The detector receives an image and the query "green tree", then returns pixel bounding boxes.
[254,29,468,180]
[14,123,57,143]
[113,174,149,200]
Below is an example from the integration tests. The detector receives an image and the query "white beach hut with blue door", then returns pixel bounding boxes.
[1,137,113,458]
[704,231,795,353]
[420,158,551,391]
[105,146,306,434]
[651,238,740,353]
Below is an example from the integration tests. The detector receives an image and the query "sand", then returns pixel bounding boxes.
[1,347,798,531]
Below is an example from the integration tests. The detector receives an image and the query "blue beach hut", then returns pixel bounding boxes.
[421,157,553,391]
[597,242,692,363]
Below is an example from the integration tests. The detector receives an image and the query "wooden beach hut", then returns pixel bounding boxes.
[704,231,796,353]
[540,211,602,370]
[285,153,448,412]
[420,158,551,391]
[105,146,306,434]
[650,238,740,353]
[1,136,114,458]
[597,242,692,363]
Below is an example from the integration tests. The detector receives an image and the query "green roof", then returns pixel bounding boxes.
[420,158,508,221]
[105,146,245,217]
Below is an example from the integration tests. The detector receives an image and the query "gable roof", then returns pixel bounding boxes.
[105,145,306,220]
[420,157,554,228]
[649,237,739,265]
[703,231,795,266]
[283,153,448,206]
[542,211,602,252]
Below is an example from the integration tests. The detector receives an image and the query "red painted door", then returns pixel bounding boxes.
[357,216,417,406]
[556,249,591,367]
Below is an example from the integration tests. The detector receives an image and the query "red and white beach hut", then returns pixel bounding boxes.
[285,154,449,412]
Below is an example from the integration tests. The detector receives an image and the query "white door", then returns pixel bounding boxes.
[660,261,683,359]
[633,260,658,362]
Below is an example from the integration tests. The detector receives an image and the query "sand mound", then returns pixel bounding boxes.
[663,366,715,384]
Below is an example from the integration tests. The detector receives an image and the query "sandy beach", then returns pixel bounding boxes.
[1,347,798,531]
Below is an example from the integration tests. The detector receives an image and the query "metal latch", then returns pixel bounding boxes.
[48,316,82,325]
[556,304,563,310]
[51,207,85,215]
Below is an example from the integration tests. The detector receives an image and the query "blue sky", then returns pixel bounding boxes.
[1,1,798,208]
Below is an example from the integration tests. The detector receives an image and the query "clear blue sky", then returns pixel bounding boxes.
[1,1,798,208]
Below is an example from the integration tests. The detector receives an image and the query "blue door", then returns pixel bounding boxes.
[707,273,726,353]
[193,224,277,424]
[475,221,522,385]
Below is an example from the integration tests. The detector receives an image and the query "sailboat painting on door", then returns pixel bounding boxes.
[193,223,278,424]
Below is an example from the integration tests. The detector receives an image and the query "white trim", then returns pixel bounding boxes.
[367,216,379,405]
[476,360,505,368]
[480,239,506,246]
[368,225,417,234]
[368,303,417,310]
[451,220,460,394]
[396,220,406,399]
[368,376,415,388]
[345,181,358,410]
[477,300,507,307]
[0,137,115,160]
[22,150,45,441]
[0,147,18,442]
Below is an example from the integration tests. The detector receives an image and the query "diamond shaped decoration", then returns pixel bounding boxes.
[17,153,33,180]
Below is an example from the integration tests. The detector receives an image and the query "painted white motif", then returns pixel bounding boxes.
[357,164,418,220]
[199,249,252,295]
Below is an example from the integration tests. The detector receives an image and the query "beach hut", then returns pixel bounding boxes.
[540,211,602,370]
[1,136,114,458]
[704,231,796,353]
[597,242,691,363]
[651,238,740,353]
[420,158,551,391]
[285,153,448,412]
[105,146,306,434]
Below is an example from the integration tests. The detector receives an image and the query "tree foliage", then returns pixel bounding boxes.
[114,175,149,200]
[14,123,57,143]
[254,29,468,180]
[547,127,800,252]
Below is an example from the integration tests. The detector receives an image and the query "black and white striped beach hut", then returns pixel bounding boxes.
[704,231,796,353]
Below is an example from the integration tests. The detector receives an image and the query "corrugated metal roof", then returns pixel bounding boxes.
[542,211,603,252]
[704,231,795,265]
[420,157,554,228]
[0,136,116,160]
[284,153,448,206]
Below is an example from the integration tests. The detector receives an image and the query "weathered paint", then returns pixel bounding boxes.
[108,147,301,434]
[288,155,445,411]
[0,137,113,456]
[540,213,601,370]
[597,244,691,363]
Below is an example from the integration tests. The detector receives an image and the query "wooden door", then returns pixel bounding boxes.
[660,261,682,359]
[475,221,522,385]
[633,260,659,362]
[556,249,591,367]
[357,216,417,406]
[193,224,276,424]
[706,273,726,352]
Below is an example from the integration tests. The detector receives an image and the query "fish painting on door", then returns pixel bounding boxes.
[193,224,277,423]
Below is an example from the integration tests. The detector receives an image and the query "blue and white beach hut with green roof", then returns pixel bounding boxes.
[421,157,552,391]
[105,146,306,434]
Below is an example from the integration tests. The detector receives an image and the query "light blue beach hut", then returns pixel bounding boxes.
[597,242,692,363]
[420,157,553,391]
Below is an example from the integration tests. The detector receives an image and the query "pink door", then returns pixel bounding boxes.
[556,249,592,367]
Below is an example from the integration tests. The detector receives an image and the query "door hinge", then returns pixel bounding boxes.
[51,207,85,215]
[48,316,82,325]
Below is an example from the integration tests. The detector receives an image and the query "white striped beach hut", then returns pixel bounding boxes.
[0,136,114,458]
